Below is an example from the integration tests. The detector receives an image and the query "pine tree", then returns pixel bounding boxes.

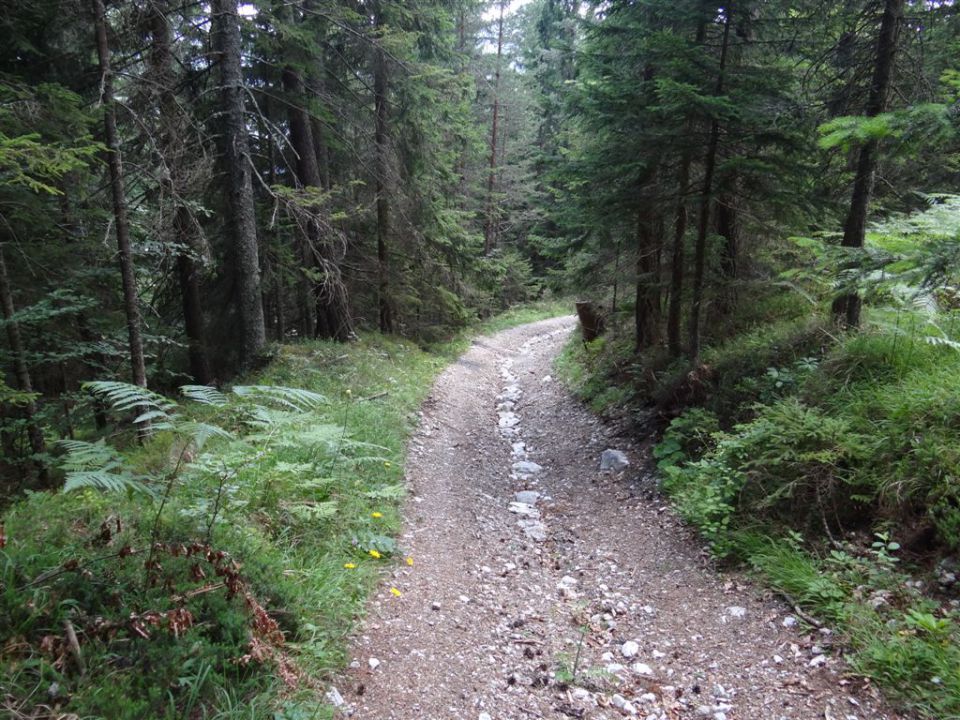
[210,0,267,368]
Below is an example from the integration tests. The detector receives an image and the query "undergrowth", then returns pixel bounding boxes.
[0,301,571,719]
[557,288,960,715]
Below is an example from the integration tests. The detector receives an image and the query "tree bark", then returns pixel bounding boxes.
[575,301,605,342]
[666,153,690,357]
[0,244,48,485]
[280,6,352,343]
[150,2,213,385]
[688,7,733,364]
[282,64,322,338]
[373,2,394,333]
[635,204,661,351]
[210,0,267,370]
[834,0,905,328]
[92,0,149,392]
[483,1,505,254]
[281,68,353,342]
[76,314,108,430]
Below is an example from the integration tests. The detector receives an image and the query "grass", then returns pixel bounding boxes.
[0,301,573,719]
[557,301,960,718]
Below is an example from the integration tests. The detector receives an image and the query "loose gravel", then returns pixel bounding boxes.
[334,317,912,720]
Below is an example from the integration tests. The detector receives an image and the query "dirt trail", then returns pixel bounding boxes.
[335,317,910,720]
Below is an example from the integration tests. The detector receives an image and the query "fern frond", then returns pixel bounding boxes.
[181,385,228,407]
[232,385,327,412]
[57,438,118,471]
[285,501,338,522]
[57,438,155,496]
[924,335,960,352]
[84,381,177,417]
[63,469,155,497]
[175,421,235,450]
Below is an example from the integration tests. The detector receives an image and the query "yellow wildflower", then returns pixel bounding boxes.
[383,461,392,468]
[405,556,414,566]
[390,587,402,597]
[368,549,382,559]
[343,563,357,569]
[371,512,383,519]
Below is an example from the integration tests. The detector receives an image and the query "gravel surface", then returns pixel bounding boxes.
[334,317,912,720]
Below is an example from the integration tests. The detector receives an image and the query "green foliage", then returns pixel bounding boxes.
[0,331,460,718]
[742,534,960,718]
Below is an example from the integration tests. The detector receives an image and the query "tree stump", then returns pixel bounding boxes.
[575,301,605,342]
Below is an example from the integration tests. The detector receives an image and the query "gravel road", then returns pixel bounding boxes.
[333,317,910,720]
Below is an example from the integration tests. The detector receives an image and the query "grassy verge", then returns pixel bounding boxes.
[556,306,960,718]
[0,302,572,719]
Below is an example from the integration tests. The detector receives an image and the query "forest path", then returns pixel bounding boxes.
[334,317,909,720]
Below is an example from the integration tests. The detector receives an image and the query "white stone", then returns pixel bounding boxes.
[325,687,345,707]
[513,460,543,475]
[621,640,640,658]
[515,490,540,505]
[499,412,520,428]
[368,657,381,670]
[519,519,547,542]
[508,501,539,518]
[631,662,653,676]
[611,694,637,716]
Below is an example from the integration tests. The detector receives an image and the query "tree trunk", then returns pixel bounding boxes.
[280,11,352,342]
[611,232,620,320]
[175,237,212,383]
[575,301,605,342]
[373,2,394,333]
[834,0,905,328]
[76,314,108,430]
[635,204,661,351]
[666,153,690,357]
[688,7,733,364]
[151,2,213,385]
[483,1,505,254]
[57,188,109,428]
[0,244,48,485]
[714,193,739,315]
[667,9,711,358]
[210,0,267,370]
[92,0,148,393]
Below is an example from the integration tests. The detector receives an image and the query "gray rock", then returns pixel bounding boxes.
[519,519,547,542]
[513,460,543,475]
[325,687,345,707]
[611,694,637,716]
[508,501,539,518]
[515,490,540,505]
[499,412,520,428]
[600,449,629,472]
